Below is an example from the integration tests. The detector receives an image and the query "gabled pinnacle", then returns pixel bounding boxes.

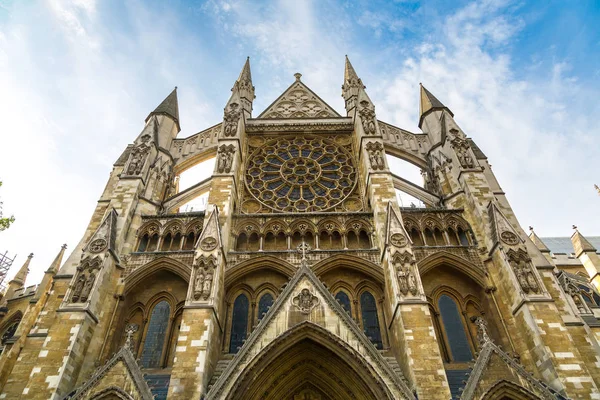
[46,244,67,274]
[10,253,33,286]
[528,228,550,253]
[419,83,453,128]
[342,55,365,92]
[237,56,252,84]
[571,228,597,257]
[146,87,180,129]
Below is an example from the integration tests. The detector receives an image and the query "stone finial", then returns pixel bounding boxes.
[9,253,33,286]
[125,324,139,351]
[472,316,491,347]
[294,73,302,82]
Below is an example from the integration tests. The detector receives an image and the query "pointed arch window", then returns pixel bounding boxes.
[438,295,472,362]
[360,291,383,349]
[335,291,352,315]
[257,293,274,322]
[140,300,171,368]
[229,294,249,353]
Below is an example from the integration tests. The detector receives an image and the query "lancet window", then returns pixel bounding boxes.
[257,293,274,322]
[335,291,352,315]
[360,291,383,350]
[135,220,202,252]
[229,294,249,354]
[436,294,473,362]
[140,300,171,368]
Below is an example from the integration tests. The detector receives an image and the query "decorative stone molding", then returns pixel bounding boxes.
[217,144,235,173]
[292,288,320,313]
[223,102,241,137]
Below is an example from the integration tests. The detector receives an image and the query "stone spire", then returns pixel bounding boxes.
[9,253,33,287]
[528,227,550,253]
[419,83,453,128]
[146,87,180,130]
[571,227,597,257]
[230,57,255,116]
[46,244,67,274]
[341,55,366,114]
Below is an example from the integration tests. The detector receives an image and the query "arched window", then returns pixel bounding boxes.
[410,228,424,246]
[291,232,303,248]
[257,293,274,322]
[137,234,149,252]
[263,232,276,251]
[140,300,171,368]
[236,233,248,251]
[424,229,435,246]
[160,233,172,251]
[1,318,21,345]
[148,234,159,251]
[447,229,460,245]
[319,231,331,250]
[360,291,383,349]
[358,230,371,248]
[347,231,359,249]
[434,228,445,245]
[457,228,470,246]
[335,291,352,315]
[438,295,472,362]
[172,232,182,251]
[248,233,260,251]
[229,294,249,353]
[183,232,196,250]
[331,231,342,249]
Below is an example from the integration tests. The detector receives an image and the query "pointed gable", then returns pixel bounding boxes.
[207,261,414,399]
[67,345,153,400]
[83,208,118,254]
[487,202,523,249]
[258,74,341,119]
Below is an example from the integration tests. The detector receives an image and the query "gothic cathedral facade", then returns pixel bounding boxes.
[1,57,600,399]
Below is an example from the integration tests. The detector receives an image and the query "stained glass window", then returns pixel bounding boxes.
[140,301,171,368]
[335,291,352,315]
[361,291,383,349]
[258,293,274,322]
[229,294,249,353]
[438,295,472,362]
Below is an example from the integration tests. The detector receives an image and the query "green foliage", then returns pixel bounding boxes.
[0,180,14,231]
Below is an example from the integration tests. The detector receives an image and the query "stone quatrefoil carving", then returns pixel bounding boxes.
[292,288,320,314]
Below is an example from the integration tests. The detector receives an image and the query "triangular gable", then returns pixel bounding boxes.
[83,208,118,254]
[258,77,341,119]
[206,260,415,399]
[488,202,523,249]
[385,202,412,248]
[460,324,561,400]
[196,204,222,251]
[66,345,153,400]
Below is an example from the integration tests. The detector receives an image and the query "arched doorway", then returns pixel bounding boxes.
[222,322,400,400]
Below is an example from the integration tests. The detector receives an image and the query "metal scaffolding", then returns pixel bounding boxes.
[0,251,16,291]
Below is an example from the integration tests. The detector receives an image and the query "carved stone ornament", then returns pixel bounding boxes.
[358,101,376,135]
[500,231,519,245]
[223,102,241,137]
[217,144,235,173]
[88,238,107,253]
[508,249,540,294]
[124,324,138,351]
[394,252,418,296]
[365,141,385,171]
[292,288,320,314]
[193,256,216,301]
[449,129,475,169]
[390,233,408,248]
[126,135,151,175]
[200,237,217,251]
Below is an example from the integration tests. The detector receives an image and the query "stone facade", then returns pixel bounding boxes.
[0,57,599,399]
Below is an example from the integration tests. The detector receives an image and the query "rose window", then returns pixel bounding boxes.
[245,135,357,212]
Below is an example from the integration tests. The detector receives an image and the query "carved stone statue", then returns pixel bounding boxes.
[223,103,241,137]
[202,270,213,300]
[217,145,235,173]
[194,269,205,300]
[358,103,376,135]
[397,267,409,295]
[80,272,95,302]
[408,272,417,295]
[365,142,385,170]
[71,275,86,303]
[292,288,319,314]
[449,129,475,169]
[127,143,150,175]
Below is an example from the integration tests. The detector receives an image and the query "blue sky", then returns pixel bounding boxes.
[0,0,599,284]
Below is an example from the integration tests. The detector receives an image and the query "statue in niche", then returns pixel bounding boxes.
[366,142,385,170]
[80,272,95,302]
[194,269,205,300]
[395,253,418,296]
[71,275,86,303]
[217,145,235,173]
[223,103,241,137]
[127,135,151,175]
[358,102,376,135]
[407,271,417,295]
[449,129,475,169]
[397,267,409,295]
[202,270,213,300]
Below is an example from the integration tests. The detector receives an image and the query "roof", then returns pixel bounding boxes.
[541,236,600,255]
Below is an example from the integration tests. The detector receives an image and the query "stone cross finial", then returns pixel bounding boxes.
[125,324,138,350]
[297,241,311,268]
